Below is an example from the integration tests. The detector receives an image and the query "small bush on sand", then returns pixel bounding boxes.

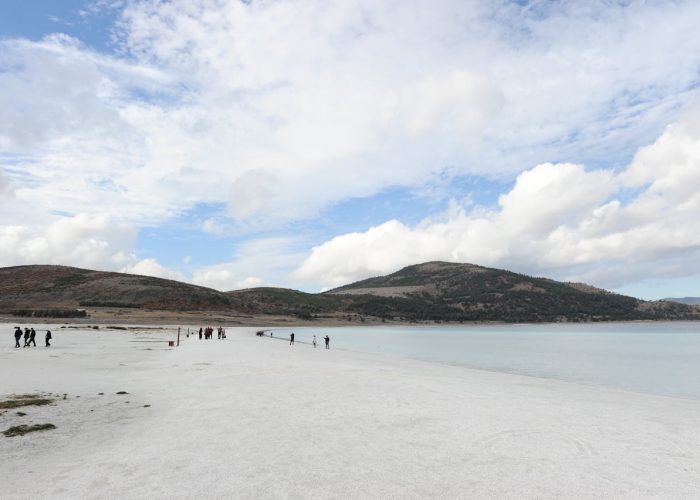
[3,423,56,437]
[0,395,53,409]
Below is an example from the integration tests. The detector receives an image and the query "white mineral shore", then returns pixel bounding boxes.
[1,325,700,499]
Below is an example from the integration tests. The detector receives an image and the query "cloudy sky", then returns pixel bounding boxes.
[1,0,700,299]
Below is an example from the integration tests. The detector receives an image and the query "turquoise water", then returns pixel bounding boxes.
[268,322,700,400]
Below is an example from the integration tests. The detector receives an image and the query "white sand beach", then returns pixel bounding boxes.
[2,325,700,499]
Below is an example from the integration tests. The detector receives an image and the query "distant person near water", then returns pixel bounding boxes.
[324,335,330,349]
[312,335,317,348]
[45,330,52,347]
[14,327,22,348]
[290,332,295,345]
[199,327,203,340]
[29,328,37,347]
[23,328,30,347]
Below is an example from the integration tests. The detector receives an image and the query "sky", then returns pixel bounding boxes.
[1,0,700,299]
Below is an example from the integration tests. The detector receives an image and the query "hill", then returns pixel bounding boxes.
[1,262,698,323]
[226,287,344,319]
[0,265,236,312]
[325,261,700,322]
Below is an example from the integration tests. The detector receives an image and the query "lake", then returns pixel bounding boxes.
[268,322,700,400]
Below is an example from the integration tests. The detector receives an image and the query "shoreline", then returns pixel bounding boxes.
[2,309,699,327]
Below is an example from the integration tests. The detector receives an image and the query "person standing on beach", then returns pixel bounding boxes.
[324,335,330,349]
[29,328,37,347]
[23,328,30,347]
[14,327,22,348]
[312,335,317,348]
[45,330,52,347]
[199,327,203,340]
[290,332,295,345]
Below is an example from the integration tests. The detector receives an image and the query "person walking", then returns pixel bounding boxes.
[199,327,203,340]
[14,327,22,348]
[290,332,295,345]
[324,335,330,349]
[23,328,30,347]
[312,335,317,348]
[29,328,37,347]
[45,330,52,347]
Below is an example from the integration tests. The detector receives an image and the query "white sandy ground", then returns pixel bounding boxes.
[1,325,700,499]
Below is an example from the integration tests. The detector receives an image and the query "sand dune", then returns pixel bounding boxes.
[2,325,700,498]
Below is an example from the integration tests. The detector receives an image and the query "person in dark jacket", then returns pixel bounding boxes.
[29,328,37,347]
[324,335,330,349]
[199,327,203,340]
[23,328,30,347]
[45,330,52,347]
[290,332,295,345]
[14,327,22,348]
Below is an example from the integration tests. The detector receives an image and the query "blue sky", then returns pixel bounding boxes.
[0,0,119,50]
[1,0,700,299]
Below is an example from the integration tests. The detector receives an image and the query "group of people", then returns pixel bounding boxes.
[288,332,330,349]
[198,326,226,340]
[13,326,52,348]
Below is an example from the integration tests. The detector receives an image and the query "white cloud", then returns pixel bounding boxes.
[4,0,700,231]
[0,171,13,200]
[0,213,183,283]
[0,214,136,270]
[201,218,225,235]
[191,267,264,291]
[2,0,700,294]
[295,115,700,290]
[121,258,185,281]
[192,237,307,290]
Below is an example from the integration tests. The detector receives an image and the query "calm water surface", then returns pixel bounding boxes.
[270,322,700,400]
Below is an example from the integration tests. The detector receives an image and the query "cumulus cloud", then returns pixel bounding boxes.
[0,213,182,282]
[295,116,700,290]
[0,214,136,270]
[191,267,264,291]
[121,258,186,281]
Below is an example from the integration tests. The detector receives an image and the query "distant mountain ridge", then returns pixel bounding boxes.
[665,297,700,305]
[1,262,698,323]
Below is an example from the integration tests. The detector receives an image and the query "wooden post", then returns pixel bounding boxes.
[177,327,181,347]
